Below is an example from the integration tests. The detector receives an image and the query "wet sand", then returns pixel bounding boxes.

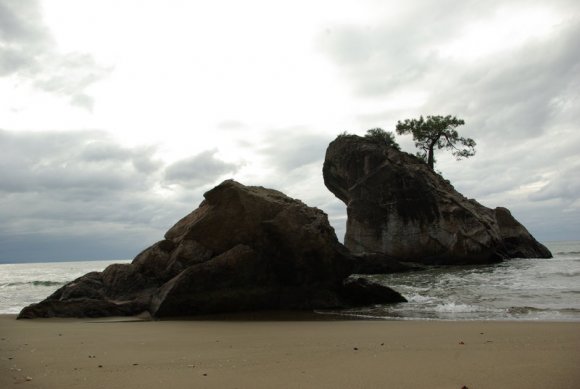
[1,314,579,388]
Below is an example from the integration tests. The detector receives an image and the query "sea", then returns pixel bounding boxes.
[1,241,579,321]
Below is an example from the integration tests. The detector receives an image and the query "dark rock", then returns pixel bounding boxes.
[101,263,153,299]
[150,180,354,316]
[131,240,177,284]
[341,276,407,305]
[323,135,551,264]
[47,272,105,301]
[17,299,147,319]
[349,253,423,274]
[494,207,552,258]
[18,180,404,319]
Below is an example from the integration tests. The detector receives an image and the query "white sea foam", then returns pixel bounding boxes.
[352,240,580,321]
[434,302,481,313]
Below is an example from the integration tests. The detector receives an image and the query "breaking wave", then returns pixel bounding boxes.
[0,280,65,288]
[556,251,580,256]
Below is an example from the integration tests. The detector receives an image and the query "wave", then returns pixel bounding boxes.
[556,251,580,256]
[552,270,580,277]
[559,308,580,313]
[507,306,580,315]
[434,302,482,313]
[0,281,65,288]
[507,306,544,315]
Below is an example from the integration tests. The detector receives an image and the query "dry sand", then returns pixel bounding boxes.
[1,314,579,389]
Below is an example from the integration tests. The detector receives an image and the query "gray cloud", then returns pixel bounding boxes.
[164,150,241,188]
[0,129,252,262]
[216,120,246,131]
[318,1,484,97]
[257,129,332,172]
[0,0,110,109]
[0,129,161,194]
[0,129,217,262]
[438,22,580,141]
[0,224,164,263]
[0,0,51,60]
[529,161,580,203]
[320,2,580,141]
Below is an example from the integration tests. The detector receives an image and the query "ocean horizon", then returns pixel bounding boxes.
[1,240,579,321]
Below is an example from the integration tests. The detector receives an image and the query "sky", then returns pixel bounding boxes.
[1,0,579,263]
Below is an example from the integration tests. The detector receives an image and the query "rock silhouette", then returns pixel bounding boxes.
[323,134,551,264]
[18,180,405,319]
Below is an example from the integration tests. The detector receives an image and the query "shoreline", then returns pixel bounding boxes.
[2,314,579,388]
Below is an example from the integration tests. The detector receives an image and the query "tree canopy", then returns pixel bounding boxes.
[395,115,476,169]
[364,128,400,150]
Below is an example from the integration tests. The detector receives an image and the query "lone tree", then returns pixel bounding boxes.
[364,128,400,150]
[395,115,476,169]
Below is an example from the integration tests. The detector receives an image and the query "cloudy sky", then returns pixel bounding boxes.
[1,0,579,263]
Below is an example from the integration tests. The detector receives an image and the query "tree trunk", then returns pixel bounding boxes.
[427,147,434,169]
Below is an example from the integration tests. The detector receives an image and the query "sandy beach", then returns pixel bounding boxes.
[1,314,579,389]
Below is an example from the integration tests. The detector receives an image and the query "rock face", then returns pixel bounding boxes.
[18,180,405,319]
[323,135,552,265]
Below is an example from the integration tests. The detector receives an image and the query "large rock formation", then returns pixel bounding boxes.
[18,180,405,319]
[323,135,551,265]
